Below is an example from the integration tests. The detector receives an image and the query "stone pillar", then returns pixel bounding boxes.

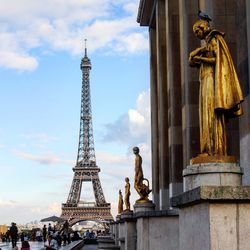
[97,236,120,250]
[238,0,250,184]
[118,221,125,250]
[166,0,183,198]
[156,0,169,210]
[149,26,160,209]
[121,212,136,250]
[134,210,179,250]
[115,216,125,250]
[183,162,243,192]
[112,221,119,246]
[171,186,250,250]
[179,0,200,167]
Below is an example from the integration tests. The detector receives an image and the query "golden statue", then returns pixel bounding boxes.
[118,189,123,214]
[124,177,131,211]
[133,147,151,203]
[189,19,244,163]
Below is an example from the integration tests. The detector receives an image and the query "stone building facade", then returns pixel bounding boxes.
[137,0,250,210]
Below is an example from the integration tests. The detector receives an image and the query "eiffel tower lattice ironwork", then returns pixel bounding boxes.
[61,40,113,225]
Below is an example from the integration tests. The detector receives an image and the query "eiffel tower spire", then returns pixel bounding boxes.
[77,38,95,167]
[61,39,113,225]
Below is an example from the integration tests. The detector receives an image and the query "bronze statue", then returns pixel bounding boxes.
[118,189,123,214]
[133,147,151,203]
[189,19,244,163]
[124,177,131,211]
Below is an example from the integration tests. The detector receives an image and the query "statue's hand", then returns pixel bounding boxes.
[190,47,207,58]
[189,55,200,67]
[193,56,202,63]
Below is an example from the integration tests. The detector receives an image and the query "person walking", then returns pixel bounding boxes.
[9,222,18,248]
[48,223,53,236]
[43,225,47,242]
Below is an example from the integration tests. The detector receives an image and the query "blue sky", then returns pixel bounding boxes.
[0,0,151,224]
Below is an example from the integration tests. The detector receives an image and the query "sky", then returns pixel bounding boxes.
[0,0,151,225]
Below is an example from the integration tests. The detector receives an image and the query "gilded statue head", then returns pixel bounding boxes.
[193,20,211,40]
[125,177,129,182]
[133,146,139,154]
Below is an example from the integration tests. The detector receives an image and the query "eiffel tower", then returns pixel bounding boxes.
[61,40,113,225]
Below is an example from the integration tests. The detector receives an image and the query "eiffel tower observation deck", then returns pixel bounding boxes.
[61,40,113,225]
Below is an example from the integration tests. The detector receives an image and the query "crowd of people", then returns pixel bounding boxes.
[0,221,103,250]
[0,222,30,249]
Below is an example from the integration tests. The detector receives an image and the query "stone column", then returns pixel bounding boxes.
[121,212,136,250]
[238,0,250,184]
[179,0,200,167]
[118,220,125,250]
[171,186,250,250]
[149,26,160,209]
[135,210,179,250]
[156,0,169,210]
[166,0,183,198]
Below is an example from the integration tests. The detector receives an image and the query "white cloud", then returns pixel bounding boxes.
[0,200,63,224]
[123,2,139,14]
[31,202,61,216]
[47,202,61,215]
[0,199,18,208]
[96,151,129,165]
[0,51,38,71]
[102,89,151,145]
[20,133,59,143]
[115,32,149,54]
[0,0,147,71]
[13,150,73,166]
[0,0,109,23]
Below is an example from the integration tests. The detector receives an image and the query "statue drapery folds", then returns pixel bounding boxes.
[189,19,244,162]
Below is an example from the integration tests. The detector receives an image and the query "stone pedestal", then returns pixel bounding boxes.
[171,186,250,250]
[121,211,136,250]
[116,215,121,221]
[183,162,243,191]
[133,202,179,250]
[134,209,179,250]
[97,235,120,250]
[109,221,119,246]
[134,201,156,213]
[120,210,133,219]
[117,217,125,250]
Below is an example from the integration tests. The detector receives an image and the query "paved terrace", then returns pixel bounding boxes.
[0,241,96,250]
[0,241,44,250]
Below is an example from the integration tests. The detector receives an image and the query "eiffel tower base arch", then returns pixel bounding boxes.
[61,204,113,226]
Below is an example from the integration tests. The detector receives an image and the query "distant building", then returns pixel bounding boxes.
[0,225,8,233]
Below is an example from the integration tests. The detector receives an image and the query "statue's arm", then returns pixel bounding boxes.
[193,56,215,64]
[193,38,217,64]
[189,47,207,67]
[190,46,207,57]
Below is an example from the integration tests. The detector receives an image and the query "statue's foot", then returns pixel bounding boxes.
[135,197,151,204]
[190,154,236,164]
[122,209,133,213]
